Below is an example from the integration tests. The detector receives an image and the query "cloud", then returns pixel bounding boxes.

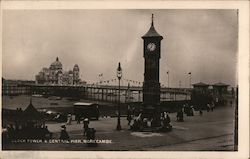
[2,9,237,87]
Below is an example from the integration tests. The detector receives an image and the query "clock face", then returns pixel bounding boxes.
[147,43,156,52]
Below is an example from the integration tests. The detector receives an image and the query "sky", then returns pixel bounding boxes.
[2,9,238,87]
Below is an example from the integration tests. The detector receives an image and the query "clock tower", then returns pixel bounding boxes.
[142,14,163,107]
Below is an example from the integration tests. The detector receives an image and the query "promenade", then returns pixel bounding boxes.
[3,105,235,151]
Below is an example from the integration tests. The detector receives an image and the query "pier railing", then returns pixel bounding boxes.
[2,83,191,103]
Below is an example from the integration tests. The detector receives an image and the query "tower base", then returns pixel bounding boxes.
[141,103,162,129]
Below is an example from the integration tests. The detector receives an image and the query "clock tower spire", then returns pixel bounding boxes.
[151,14,154,26]
[142,14,163,127]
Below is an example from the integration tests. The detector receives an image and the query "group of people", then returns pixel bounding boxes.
[160,112,172,131]
[2,117,96,144]
[127,106,172,132]
[2,122,52,143]
[129,113,158,131]
[75,114,84,124]
[206,103,215,112]
[59,117,96,142]
[126,105,135,126]
[126,102,216,131]
[183,104,195,116]
[176,109,184,122]
[176,102,216,122]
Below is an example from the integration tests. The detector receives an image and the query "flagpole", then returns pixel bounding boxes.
[167,71,169,88]
[188,72,192,89]
[190,73,191,89]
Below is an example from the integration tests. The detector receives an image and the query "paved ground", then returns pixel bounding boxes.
[3,105,236,151]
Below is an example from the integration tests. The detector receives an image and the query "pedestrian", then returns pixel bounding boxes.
[127,106,132,125]
[162,113,171,131]
[127,114,132,125]
[215,97,219,105]
[199,109,203,116]
[176,111,179,121]
[176,110,184,122]
[2,126,9,144]
[182,104,186,114]
[143,118,148,128]
[83,118,89,136]
[86,128,97,147]
[66,113,72,125]
[211,103,214,112]
[179,110,184,122]
[76,115,81,124]
[160,112,164,120]
[190,106,194,116]
[230,100,233,107]
[207,104,210,112]
[165,112,171,124]
[133,113,142,130]
[59,124,70,141]
[86,128,96,140]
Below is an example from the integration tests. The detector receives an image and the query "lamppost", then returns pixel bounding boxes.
[188,72,192,89]
[167,71,169,88]
[116,62,122,130]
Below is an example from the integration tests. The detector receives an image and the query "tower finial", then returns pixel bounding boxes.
[56,57,59,61]
[151,14,154,26]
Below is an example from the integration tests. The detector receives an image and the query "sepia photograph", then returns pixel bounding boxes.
[1,1,249,158]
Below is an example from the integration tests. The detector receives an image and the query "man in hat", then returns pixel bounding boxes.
[207,103,211,112]
[199,109,203,116]
[127,105,132,125]
[83,118,89,136]
[59,124,70,141]
[177,109,184,122]
[66,113,72,125]
[162,112,171,128]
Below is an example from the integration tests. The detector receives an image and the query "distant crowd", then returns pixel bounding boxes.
[2,102,219,146]
[2,122,52,144]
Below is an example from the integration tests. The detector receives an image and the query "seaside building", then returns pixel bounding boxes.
[35,57,81,85]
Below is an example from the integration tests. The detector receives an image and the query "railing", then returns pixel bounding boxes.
[2,83,191,103]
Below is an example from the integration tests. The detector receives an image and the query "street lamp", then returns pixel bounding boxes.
[188,72,192,89]
[116,62,122,130]
[167,71,169,88]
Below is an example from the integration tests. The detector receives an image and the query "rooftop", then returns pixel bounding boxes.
[74,102,96,106]
[192,82,209,86]
[212,82,229,87]
[142,14,163,39]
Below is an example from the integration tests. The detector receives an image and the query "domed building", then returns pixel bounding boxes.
[50,57,62,70]
[48,57,63,84]
[35,57,81,85]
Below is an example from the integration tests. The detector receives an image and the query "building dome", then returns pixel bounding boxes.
[57,70,63,74]
[69,70,73,74]
[50,57,62,70]
[73,64,79,71]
